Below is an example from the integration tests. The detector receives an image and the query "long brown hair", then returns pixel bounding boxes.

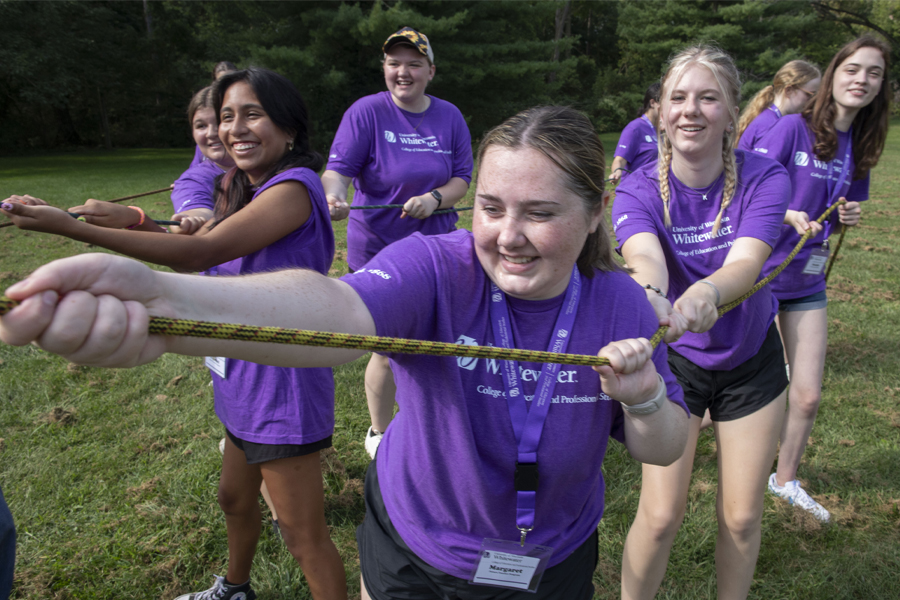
[657,45,741,234]
[476,106,619,277]
[803,35,890,179]
[736,60,820,145]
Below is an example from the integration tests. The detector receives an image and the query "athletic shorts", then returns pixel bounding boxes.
[357,460,599,600]
[667,322,788,422]
[224,429,332,465]
[779,290,828,312]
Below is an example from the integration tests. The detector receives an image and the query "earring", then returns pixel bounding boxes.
[288,140,295,151]
[727,123,734,132]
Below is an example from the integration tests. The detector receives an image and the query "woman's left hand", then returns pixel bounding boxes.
[593,338,659,406]
[401,194,438,220]
[673,283,718,334]
[838,199,861,226]
[68,199,142,229]
[1,197,76,234]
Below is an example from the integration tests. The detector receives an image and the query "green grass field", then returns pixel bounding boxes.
[1,129,898,599]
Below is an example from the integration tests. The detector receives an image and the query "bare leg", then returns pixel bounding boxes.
[713,391,786,600]
[360,576,373,600]
[365,353,396,433]
[261,452,347,600]
[219,436,264,585]
[774,308,827,486]
[622,414,703,600]
[700,409,713,430]
[260,481,278,522]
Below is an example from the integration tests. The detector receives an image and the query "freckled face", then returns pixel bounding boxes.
[218,81,293,184]
[473,146,604,300]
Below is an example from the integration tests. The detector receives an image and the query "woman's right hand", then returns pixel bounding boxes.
[672,283,719,334]
[0,254,169,367]
[1,197,77,234]
[785,209,823,237]
[68,199,142,229]
[326,194,350,221]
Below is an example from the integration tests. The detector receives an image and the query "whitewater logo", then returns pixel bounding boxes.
[455,335,479,370]
[384,131,397,143]
[455,334,580,384]
[492,293,503,303]
[794,151,809,166]
[557,329,568,338]
[645,134,657,143]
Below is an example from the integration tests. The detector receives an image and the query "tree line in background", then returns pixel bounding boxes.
[1,0,898,155]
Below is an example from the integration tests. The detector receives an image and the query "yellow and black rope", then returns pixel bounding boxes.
[0,202,843,367]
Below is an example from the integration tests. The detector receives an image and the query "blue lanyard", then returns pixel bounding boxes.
[768,104,783,118]
[642,114,658,141]
[489,266,582,540]
[824,128,853,239]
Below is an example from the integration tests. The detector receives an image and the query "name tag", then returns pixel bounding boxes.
[469,538,553,592]
[205,356,227,379]
[802,245,830,275]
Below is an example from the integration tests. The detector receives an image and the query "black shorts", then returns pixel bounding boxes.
[357,460,599,600]
[225,429,332,465]
[667,322,788,422]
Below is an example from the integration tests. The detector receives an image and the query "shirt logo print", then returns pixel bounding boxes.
[384,131,397,143]
[794,151,809,167]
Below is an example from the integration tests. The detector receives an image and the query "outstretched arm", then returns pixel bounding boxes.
[594,338,688,466]
[1,253,374,368]
[2,181,310,272]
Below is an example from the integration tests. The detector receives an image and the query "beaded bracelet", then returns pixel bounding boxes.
[125,206,146,230]
[697,279,721,306]
[643,284,666,298]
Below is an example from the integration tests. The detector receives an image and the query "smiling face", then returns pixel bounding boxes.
[218,81,293,183]
[383,45,435,112]
[191,107,231,166]
[660,64,735,165]
[832,47,885,120]
[473,146,604,300]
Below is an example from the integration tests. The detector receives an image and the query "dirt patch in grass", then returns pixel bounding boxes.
[40,407,76,426]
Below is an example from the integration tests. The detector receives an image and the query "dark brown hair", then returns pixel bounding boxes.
[802,35,890,179]
[210,68,323,227]
[476,106,619,277]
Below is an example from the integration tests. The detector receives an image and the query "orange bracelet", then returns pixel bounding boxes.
[125,206,146,229]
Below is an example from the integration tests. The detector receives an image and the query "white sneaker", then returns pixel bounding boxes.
[174,574,256,600]
[768,473,830,522]
[365,426,383,460]
[218,437,226,455]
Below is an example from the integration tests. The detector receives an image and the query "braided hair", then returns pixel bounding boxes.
[657,45,742,234]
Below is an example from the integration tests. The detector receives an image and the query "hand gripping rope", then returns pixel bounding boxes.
[0,202,844,367]
[0,186,174,230]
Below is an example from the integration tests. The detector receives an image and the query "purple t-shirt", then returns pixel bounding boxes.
[188,145,205,169]
[170,160,223,214]
[342,230,687,578]
[326,91,473,271]
[754,114,869,299]
[612,151,790,370]
[737,106,780,153]
[614,115,658,174]
[211,168,336,445]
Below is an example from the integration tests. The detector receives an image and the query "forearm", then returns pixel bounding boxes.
[160,269,374,367]
[622,399,689,465]
[687,257,763,307]
[433,177,469,208]
[54,222,218,272]
[611,156,629,176]
[321,170,351,201]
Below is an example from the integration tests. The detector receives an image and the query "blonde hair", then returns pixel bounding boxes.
[736,60,820,144]
[657,45,741,234]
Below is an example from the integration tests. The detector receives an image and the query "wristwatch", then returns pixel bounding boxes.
[429,189,443,209]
